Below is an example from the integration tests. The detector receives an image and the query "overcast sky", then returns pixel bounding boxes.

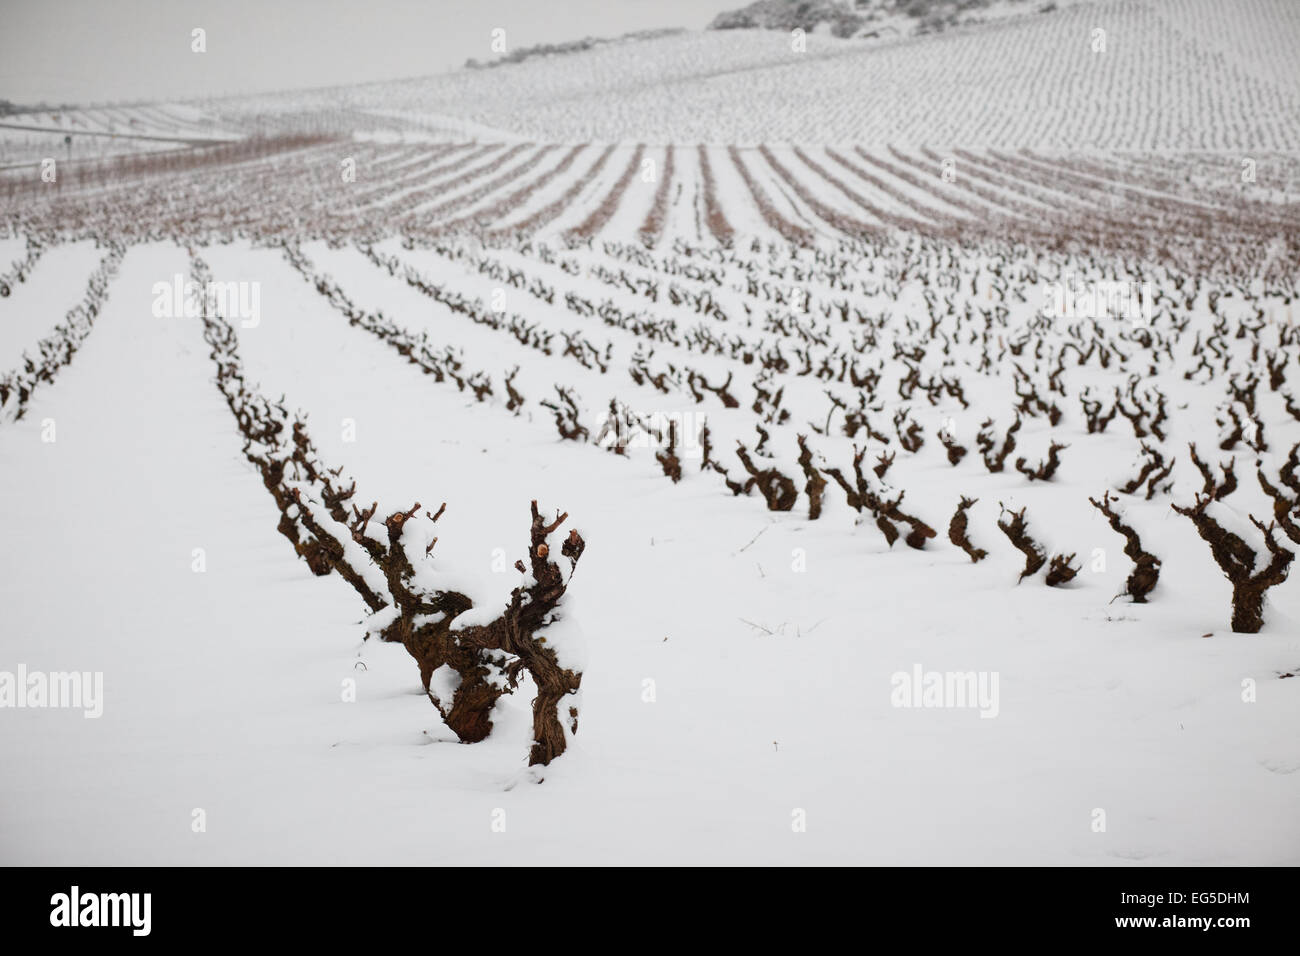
[0,0,739,105]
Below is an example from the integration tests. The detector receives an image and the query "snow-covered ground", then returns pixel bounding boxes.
[1,233,1297,865]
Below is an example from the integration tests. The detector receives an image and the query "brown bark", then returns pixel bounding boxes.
[997,504,1046,581]
[1089,491,1161,602]
[1172,495,1293,633]
[948,496,987,563]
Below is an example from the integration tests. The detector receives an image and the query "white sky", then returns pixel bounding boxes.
[0,0,739,105]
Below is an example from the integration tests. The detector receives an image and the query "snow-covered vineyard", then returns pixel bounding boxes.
[6,138,1300,252]
[2,1,1299,867]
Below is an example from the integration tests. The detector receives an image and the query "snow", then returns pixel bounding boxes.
[0,241,104,371]
[1,232,1296,865]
